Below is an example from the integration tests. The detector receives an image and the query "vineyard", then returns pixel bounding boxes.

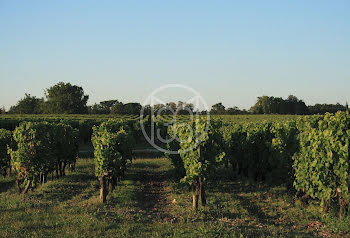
[0,113,350,237]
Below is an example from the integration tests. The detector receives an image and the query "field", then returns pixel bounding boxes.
[0,153,349,237]
[1,114,350,237]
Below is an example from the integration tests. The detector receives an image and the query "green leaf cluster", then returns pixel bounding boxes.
[8,122,78,187]
[293,112,350,203]
[173,119,225,185]
[92,120,135,179]
[0,129,14,175]
[223,120,298,182]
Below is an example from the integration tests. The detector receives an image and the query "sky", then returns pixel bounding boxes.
[0,0,349,110]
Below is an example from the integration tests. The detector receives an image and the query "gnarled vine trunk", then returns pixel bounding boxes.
[337,188,348,219]
[99,172,109,203]
[62,162,67,176]
[192,182,199,209]
[108,177,116,193]
[321,198,328,214]
[199,177,206,206]
[22,180,31,194]
[16,179,22,193]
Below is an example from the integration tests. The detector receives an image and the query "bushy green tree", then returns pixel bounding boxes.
[43,82,89,114]
[308,103,347,114]
[210,102,226,115]
[123,103,141,115]
[250,95,308,114]
[9,94,44,114]
[89,100,121,114]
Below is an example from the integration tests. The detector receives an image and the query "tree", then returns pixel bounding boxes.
[210,103,226,115]
[294,100,308,115]
[110,101,125,114]
[141,104,152,116]
[88,104,102,114]
[89,100,121,114]
[250,96,267,114]
[100,100,120,114]
[250,95,308,115]
[286,95,298,103]
[166,102,177,112]
[177,102,194,115]
[43,82,89,114]
[286,95,308,114]
[226,106,242,115]
[9,94,44,114]
[250,96,281,114]
[153,104,166,115]
[177,101,184,111]
[123,103,141,115]
[308,103,346,114]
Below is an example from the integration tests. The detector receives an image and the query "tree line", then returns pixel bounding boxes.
[2,82,348,115]
[249,95,349,115]
[6,82,89,114]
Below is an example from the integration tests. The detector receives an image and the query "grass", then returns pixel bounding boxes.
[1,155,349,237]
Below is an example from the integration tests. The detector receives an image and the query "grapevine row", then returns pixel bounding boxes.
[8,122,79,193]
[166,112,350,217]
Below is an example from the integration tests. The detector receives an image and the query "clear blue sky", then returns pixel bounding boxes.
[1,0,349,110]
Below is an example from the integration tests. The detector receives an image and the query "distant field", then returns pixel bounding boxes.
[214,114,301,124]
[0,114,140,120]
[0,114,302,128]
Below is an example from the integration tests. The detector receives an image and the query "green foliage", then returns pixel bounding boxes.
[222,120,299,183]
[88,100,143,115]
[92,120,135,180]
[52,123,79,171]
[243,122,274,180]
[0,129,13,175]
[222,123,247,175]
[0,114,141,143]
[210,103,226,115]
[175,119,225,185]
[293,112,350,204]
[165,125,185,179]
[10,122,54,184]
[250,95,308,115]
[92,127,123,178]
[308,103,348,114]
[43,82,89,114]
[269,120,298,182]
[8,94,44,114]
[88,100,121,114]
[8,121,79,191]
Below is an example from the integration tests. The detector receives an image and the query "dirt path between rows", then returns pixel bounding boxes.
[137,164,176,223]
